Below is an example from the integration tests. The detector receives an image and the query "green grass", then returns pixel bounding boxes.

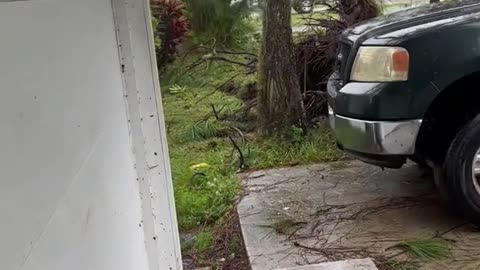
[247,127,343,169]
[161,52,342,256]
[291,11,330,27]
[195,231,215,254]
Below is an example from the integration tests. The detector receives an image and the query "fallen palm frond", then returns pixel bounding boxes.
[395,239,450,261]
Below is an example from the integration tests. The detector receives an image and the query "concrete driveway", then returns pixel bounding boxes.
[238,161,480,270]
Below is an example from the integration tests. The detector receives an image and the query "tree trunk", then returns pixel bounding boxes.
[430,0,440,3]
[257,0,306,134]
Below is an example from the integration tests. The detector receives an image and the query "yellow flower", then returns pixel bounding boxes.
[190,163,210,170]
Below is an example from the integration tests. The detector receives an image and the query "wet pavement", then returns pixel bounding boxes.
[237,161,480,270]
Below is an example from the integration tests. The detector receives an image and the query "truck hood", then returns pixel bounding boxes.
[342,0,480,44]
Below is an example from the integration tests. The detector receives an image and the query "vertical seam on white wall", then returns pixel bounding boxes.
[111,0,182,269]
[111,1,159,270]
[142,0,182,269]
[140,1,182,268]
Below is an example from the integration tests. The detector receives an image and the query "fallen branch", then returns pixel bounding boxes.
[204,56,250,67]
[211,103,221,120]
[180,57,207,77]
[293,241,375,262]
[184,44,257,58]
[196,72,248,104]
[180,55,250,77]
[215,49,257,58]
[230,126,246,147]
[228,135,247,170]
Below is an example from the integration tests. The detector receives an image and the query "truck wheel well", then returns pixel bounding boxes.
[416,72,480,164]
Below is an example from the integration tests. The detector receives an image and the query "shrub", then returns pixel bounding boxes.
[151,0,189,69]
[184,0,255,48]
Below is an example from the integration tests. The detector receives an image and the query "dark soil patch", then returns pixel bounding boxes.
[208,210,250,270]
[182,209,250,270]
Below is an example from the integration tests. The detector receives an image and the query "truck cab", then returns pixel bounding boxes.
[328,0,480,223]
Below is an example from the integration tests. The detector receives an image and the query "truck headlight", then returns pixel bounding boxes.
[350,46,409,82]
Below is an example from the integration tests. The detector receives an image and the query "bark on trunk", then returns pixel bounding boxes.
[430,0,440,3]
[257,0,306,134]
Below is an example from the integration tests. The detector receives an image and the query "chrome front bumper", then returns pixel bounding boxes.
[328,106,422,156]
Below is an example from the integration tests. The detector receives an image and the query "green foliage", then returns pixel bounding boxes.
[168,84,187,94]
[171,139,240,229]
[247,126,344,169]
[184,0,256,48]
[397,239,450,261]
[195,231,215,253]
[151,17,162,52]
[290,125,305,144]
[183,120,230,142]
[151,0,189,69]
[162,55,342,231]
[184,120,219,141]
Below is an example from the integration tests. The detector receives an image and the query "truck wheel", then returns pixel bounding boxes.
[432,162,450,202]
[445,115,480,224]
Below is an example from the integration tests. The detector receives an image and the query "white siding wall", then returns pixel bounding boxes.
[0,0,181,269]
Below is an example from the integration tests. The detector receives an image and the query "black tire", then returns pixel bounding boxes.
[432,162,450,202]
[444,115,480,224]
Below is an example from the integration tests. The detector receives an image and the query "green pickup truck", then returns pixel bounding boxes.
[328,0,480,223]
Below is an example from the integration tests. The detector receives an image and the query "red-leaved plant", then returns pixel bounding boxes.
[151,0,189,70]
